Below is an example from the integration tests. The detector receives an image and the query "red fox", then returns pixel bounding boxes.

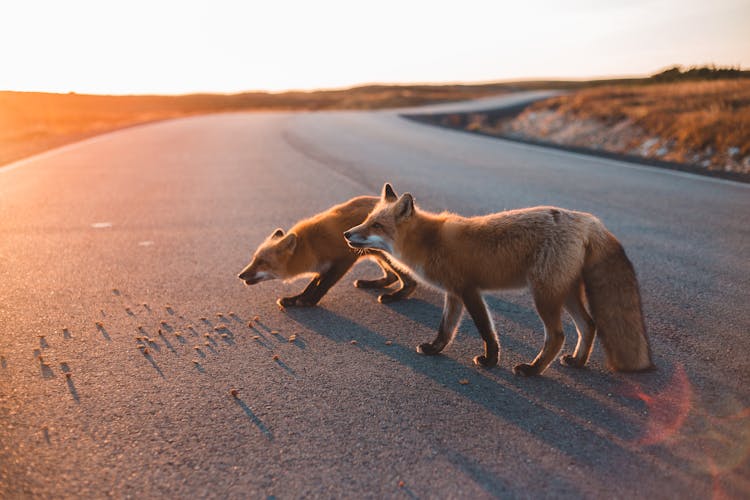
[344,183,652,376]
[238,194,416,308]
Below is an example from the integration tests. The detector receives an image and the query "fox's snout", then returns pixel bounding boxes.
[238,271,265,285]
[238,266,262,285]
[344,226,392,253]
[237,269,255,285]
[343,228,365,248]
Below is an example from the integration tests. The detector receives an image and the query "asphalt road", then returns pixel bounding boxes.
[1,92,749,499]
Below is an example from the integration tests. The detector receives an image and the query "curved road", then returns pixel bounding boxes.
[1,92,748,498]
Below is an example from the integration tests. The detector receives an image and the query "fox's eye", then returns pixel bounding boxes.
[371,222,383,230]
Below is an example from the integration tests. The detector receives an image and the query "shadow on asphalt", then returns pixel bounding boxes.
[40,363,55,379]
[273,358,297,378]
[440,447,579,497]
[59,362,80,403]
[65,376,80,403]
[142,351,164,378]
[284,302,686,488]
[234,397,273,440]
[96,323,111,341]
[160,333,177,354]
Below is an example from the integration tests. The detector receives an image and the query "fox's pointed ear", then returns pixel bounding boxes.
[271,228,285,239]
[278,232,297,253]
[395,193,414,219]
[382,183,398,202]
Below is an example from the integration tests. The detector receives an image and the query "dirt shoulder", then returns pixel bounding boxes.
[416,79,750,180]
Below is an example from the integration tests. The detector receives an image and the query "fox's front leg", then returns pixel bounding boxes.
[461,289,500,368]
[378,272,417,304]
[377,256,417,304]
[354,273,398,289]
[417,293,463,355]
[277,262,353,308]
[277,275,322,308]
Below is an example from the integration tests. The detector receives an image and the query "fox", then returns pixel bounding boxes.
[344,183,653,376]
[238,194,417,308]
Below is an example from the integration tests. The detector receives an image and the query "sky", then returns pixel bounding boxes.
[0,0,748,95]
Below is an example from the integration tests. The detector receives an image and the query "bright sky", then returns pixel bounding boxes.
[0,0,748,95]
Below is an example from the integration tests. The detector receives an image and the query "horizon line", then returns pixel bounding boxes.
[1,67,723,98]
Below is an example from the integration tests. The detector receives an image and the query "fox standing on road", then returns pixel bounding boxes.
[238,194,417,308]
[344,183,652,376]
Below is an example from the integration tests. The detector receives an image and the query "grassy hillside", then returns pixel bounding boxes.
[500,79,750,173]
[402,68,750,177]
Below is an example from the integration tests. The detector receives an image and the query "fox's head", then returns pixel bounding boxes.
[238,228,297,285]
[344,183,414,254]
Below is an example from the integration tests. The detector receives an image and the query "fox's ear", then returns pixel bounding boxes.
[271,228,285,239]
[382,183,398,202]
[395,193,414,219]
[278,232,297,253]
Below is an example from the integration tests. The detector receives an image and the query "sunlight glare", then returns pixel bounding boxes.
[0,0,747,94]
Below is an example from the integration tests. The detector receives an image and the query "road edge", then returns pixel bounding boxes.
[401,105,750,185]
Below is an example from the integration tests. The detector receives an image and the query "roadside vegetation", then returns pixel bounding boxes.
[2,66,748,174]
[473,67,750,174]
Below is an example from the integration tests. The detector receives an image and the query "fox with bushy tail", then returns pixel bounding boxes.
[344,183,652,376]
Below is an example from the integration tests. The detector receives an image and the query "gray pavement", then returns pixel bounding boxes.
[1,93,749,498]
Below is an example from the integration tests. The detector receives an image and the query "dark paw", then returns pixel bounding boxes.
[353,279,371,289]
[513,363,540,376]
[416,342,443,355]
[378,287,415,304]
[378,292,401,304]
[472,355,498,368]
[276,297,294,308]
[559,354,586,368]
[277,296,316,308]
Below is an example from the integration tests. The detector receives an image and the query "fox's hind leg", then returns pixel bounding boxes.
[514,291,565,376]
[560,280,596,368]
[278,277,322,308]
[278,261,354,308]
[417,293,463,355]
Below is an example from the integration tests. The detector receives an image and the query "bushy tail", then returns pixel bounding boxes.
[583,230,653,371]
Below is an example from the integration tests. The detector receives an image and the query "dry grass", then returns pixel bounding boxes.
[526,80,750,164]
[0,84,520,166]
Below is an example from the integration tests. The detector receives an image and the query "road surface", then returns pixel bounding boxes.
[1,92,749,498]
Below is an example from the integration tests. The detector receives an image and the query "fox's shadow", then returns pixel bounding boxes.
[283,298,692,486]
